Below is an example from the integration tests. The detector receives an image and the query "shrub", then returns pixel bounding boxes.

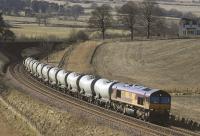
[68,30,89,43]
[76,30,89,41]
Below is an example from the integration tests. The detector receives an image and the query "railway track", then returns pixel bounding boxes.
[8,62,200,136]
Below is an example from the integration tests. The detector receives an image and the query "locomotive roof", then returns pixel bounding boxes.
[112,83,160,97]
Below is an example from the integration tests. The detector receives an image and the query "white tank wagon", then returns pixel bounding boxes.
[78,75,97,97]
[67,72,83,92]
[36,63,46,79]
[32,61,40,76]
[56,70,71,89]
[94,79,117,103]
[48,67,61,86]
[41,65,53,82]
[23,57,31,69]
[26,58,34,72]
[29,60,38,74]
[23,57,28,69]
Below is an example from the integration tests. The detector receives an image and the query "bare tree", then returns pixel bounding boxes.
[152,18,167,37]
[36,13,49,26]
[88,4,112,40]
[0,12,15,41]
[90,3,98,9]
[118,1,139,40]
[141,0,156,39]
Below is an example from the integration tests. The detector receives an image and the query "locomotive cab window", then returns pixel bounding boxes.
[137,97,144,105]
[116,90,121,98]
[160,97,170,104]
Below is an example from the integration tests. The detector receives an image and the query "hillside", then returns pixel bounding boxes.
[46,39,200,94]
[92,39,200,93]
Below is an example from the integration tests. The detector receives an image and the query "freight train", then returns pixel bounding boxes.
[23,57,171,123]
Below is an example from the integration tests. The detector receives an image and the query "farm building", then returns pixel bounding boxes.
[179,18,200,37]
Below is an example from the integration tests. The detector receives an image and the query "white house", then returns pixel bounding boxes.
[179,18,200,37]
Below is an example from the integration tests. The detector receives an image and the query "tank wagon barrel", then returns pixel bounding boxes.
[36,63,46,79]
[78,75,96,96]
[93,79,117,103]
[26,58,34,72]
[56,70,71,90]
[32,61,40,76]
[67,72,83,93]
[42,65,53,82]
[29,60,38,74]
[48,67,61,86]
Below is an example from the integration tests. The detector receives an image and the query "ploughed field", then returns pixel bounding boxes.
[92,39,200,94]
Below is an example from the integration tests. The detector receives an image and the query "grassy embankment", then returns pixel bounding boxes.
[45,39,200,94]
[0,87,127,136]
[92,39,200,94]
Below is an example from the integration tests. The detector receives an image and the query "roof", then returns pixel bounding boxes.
[180,18,200,25]
[112,83,160,97]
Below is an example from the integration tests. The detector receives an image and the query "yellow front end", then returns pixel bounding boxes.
[149,103,171,111]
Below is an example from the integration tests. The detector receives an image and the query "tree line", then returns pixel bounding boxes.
[0,0,84,19]
[89,0,196,40]
[0,13,15,41]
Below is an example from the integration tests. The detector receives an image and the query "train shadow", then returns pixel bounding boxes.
[169,115,200,131]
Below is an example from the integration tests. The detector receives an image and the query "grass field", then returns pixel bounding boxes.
[92,39,200,94]
[64,41,102,74]
[45,38,200,94]
[4,16,84,40]
[172,95,200,123]
[11,24,83,39]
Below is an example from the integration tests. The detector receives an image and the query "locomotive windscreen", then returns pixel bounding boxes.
[160,97,170,104]
[150,97,170,104]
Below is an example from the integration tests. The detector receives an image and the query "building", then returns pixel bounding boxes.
[179,18,200,37]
